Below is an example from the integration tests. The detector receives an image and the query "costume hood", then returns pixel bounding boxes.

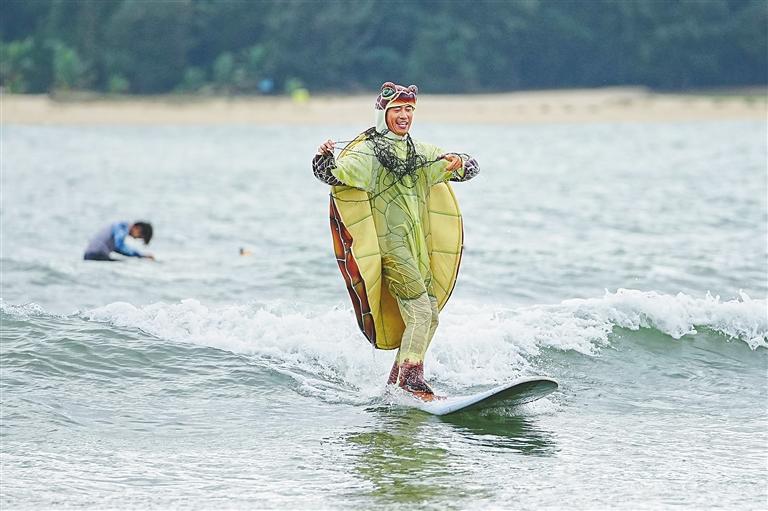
[374,82,418,137]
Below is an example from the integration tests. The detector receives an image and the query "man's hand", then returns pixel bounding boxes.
[317,139,335,156]
[143,254,156,261]
[442,153,462,172]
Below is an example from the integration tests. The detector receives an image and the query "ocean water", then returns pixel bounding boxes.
[1,119,766,510]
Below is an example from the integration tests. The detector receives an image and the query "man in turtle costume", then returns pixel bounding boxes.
[313,82,479,399]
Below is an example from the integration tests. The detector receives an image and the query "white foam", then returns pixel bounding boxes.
[83,299,386,399]
[81,289,766,398]
[0,301,47,318]
[557,289,767,349]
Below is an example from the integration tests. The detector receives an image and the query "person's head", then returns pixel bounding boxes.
[129,221,153,245]
[375,82,418,136]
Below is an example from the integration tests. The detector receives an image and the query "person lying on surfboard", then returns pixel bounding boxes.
[312,82,479,400]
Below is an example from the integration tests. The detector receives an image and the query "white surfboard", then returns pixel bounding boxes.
[410,376,558,416]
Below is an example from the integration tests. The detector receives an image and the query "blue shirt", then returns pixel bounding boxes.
[84,221,143,258]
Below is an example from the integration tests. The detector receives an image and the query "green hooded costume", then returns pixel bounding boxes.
[312,82,479,395]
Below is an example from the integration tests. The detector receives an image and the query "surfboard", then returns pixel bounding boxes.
[409,376,558,416]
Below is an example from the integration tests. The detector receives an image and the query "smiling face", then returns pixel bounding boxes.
[374,82,418,135]
[385,105,415,136]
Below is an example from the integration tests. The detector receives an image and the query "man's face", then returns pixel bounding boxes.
[386,105,414,136]
[129,225,142,239]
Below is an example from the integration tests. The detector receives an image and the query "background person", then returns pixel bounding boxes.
[83,221,154,261]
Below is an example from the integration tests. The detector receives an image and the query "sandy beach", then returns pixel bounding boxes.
[2,88,766,125]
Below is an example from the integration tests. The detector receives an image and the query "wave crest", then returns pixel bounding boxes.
[73,290,765,392]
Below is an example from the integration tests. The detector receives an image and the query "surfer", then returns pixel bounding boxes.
[312,82,479,398]
[83,221,154,261]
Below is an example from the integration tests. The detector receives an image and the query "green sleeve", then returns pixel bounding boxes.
[420,142,465,186]
[331,144,376,193]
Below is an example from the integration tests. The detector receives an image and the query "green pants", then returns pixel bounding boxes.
[395,293,439,364]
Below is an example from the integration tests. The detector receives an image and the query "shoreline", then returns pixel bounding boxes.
[2,87,766,125]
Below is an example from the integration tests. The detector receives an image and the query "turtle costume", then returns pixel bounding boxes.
[312,82,479,395]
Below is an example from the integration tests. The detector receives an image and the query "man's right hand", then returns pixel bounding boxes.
[317,139,335,156]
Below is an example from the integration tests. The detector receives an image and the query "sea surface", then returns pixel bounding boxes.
[1,119,766,510]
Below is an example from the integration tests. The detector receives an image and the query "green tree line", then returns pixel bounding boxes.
[1,0,765,95]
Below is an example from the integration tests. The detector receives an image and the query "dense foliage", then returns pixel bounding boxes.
[1,0,765,94]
